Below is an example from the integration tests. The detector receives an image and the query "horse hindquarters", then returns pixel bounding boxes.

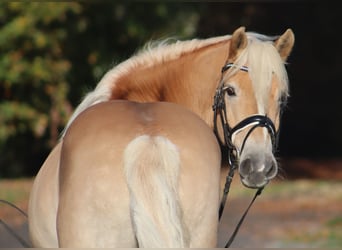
[56,101,221,247]
[124,135,189,248]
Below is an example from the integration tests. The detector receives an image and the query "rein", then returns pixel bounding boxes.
[0,199,31,247]
[213,62,278,248]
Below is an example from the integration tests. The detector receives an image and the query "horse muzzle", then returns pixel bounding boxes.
[238,152,278,188]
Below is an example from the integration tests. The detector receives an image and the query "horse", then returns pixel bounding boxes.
[28,26,295,247]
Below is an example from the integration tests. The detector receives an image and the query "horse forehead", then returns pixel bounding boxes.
[228,71,261,100]
[230,70,280,115]
[231,72,252,91]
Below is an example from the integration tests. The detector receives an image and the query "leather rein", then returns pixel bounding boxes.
[212,63,278,248]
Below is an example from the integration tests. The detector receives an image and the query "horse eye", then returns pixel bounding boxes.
[226,86,236,96]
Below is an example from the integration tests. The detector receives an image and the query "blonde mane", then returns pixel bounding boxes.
[62,35,231,137]
[62,32,289,137]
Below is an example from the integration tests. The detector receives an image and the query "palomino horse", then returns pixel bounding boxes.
[28,26,295,247]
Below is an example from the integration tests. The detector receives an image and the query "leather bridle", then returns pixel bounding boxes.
[213,62,279,247]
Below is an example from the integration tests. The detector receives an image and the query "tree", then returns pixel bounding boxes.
[0,2,83,176]
[0,2,201,177]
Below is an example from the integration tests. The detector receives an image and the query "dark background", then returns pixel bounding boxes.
[1,2,341,177]
[196,3,341,158]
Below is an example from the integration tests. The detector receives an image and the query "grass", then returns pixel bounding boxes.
[223,177,342,248]
[281,215,342,248]
[325,216,342,248]
[268,180,342,248]
[227,178,342,200]
[0,177,341,248]
[0,178,32,204]
[0,178,32,224]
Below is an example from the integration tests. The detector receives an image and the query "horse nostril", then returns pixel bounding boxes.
[264,161,278,179]
[239,158,252,177]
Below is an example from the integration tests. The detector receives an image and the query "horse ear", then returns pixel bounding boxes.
[229,26,248,60]
[274,29,295,61]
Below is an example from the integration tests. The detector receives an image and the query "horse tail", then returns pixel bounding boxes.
[123,135,189,248]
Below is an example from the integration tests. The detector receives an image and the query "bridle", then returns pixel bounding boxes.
[213,62,278,247]
[213,63,278,166]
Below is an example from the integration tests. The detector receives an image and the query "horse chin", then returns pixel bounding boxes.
[240,174,270,189]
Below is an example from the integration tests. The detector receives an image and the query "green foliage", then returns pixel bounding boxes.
[0,2,201,177]
[0,2,80,137]
[0,2,83,177]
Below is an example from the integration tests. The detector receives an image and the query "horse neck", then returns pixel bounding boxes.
[110,41,230,128]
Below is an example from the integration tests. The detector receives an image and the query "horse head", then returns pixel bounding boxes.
[214,26,295,189]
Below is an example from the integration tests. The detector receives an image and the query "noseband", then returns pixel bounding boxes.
[213,62,278,247]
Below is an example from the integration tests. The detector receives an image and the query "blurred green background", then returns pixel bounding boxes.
[0,2,341,177]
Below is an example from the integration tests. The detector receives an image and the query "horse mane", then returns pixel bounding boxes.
[61,35,231,137]
[62,32,289,137]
